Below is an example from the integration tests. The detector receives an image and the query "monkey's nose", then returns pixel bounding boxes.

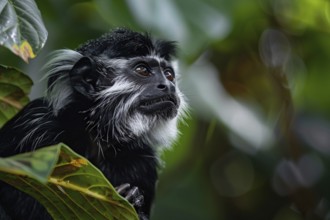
[156,83,176,93]
[157,84,167,90]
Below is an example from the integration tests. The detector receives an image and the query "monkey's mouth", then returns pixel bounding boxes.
[139,95,178,114]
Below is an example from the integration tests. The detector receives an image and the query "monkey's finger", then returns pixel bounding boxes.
[115,183,131,194]
[125,186,140,201]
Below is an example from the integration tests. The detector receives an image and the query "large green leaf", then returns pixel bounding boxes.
[0,143,139,220]
[0,144,59,183]
[0,0,48,62]
[0,65,33,127]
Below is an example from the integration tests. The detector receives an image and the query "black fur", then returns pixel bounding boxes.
[77,28,177,60]
[0,28,183,220]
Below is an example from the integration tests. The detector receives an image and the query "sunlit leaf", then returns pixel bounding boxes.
[0,0,48,62]
[0,143,139,220]
[0,65,33,127]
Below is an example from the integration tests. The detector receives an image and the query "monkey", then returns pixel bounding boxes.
[0,28,187,220]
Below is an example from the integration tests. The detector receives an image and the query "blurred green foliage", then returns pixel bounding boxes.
[0,66,33,127]
[1,0,330,219]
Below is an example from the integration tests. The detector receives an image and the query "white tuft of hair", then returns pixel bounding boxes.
[44,49,83,114]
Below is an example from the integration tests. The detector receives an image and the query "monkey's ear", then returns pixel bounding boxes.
[70,57,98,99]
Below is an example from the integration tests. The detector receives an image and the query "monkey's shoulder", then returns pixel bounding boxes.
[0,98,63,156]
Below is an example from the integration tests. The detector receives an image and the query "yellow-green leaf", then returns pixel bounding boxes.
[0,143,139,220]
[12,40,36,63]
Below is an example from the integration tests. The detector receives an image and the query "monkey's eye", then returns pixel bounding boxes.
[135,64,151,77]
[164,69,175,81]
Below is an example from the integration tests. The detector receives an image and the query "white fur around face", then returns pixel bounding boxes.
[128,113,151,137]
[147,117,179,148]
[127,112,179,149]
[98,78,139,97]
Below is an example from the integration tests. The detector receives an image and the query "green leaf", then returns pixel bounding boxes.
[0,65,33,127]
[0,143,139,220]
[0,145,59,183]
[0,0,48,62]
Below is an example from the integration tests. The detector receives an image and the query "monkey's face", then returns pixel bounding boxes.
[129,57,180,119]
[69,55,186,147]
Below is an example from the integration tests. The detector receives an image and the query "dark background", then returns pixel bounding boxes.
[1,0,330,219]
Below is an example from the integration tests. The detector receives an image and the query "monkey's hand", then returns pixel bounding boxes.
[116,183,144,208]
[115,183,148,220]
